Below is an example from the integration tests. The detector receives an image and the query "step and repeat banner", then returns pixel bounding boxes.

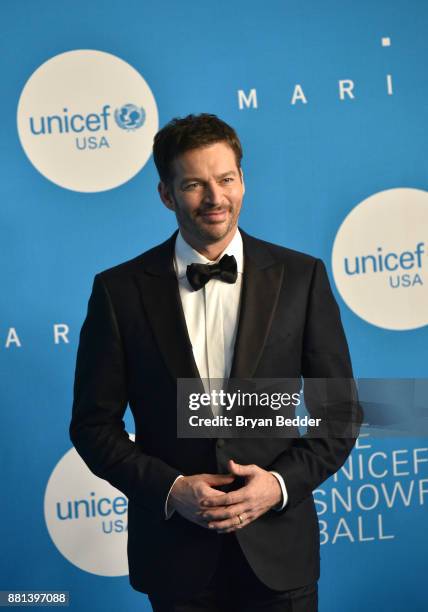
[1,1,427,611]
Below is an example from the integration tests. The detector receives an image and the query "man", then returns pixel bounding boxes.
[70,114,357,611]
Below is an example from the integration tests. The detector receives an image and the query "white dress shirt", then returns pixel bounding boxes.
[165,229,287,517]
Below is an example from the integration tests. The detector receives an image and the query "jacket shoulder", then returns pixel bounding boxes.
[96,252,146,281]
[261,239,318,265]
[94,230,322,284]
[95,232,177,284]
[241,230,320,270]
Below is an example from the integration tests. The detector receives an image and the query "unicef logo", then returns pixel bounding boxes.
[114,104,145,130]
[44,437,135,576]
[17,50,158,192]
[332,188,428,331]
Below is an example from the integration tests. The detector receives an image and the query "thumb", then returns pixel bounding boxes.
[204,473,235,486]
[228,459,256,476]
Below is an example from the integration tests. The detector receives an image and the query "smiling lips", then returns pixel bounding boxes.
[199,208,229,222]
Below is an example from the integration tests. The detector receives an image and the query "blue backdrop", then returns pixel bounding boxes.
[1,1,427,610]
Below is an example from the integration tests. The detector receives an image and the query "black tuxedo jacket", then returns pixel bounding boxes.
[70,229,356,597]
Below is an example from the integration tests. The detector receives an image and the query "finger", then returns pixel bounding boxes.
[220,512,254,533]
[200,487,231,501]
[198,484,239,507]
[201,490,245,508]
[227,459,257,477]
[203,474,235,486]
[211,512,251,532]
[221,524,240,534]
[209,517,240,531]
[221,525,242,534]
[199,503,248,522]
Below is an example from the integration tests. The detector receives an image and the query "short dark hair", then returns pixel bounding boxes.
[153,113,243,185]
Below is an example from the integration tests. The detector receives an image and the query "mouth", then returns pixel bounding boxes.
[199,209,229,223]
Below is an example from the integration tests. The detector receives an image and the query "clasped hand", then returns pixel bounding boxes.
[169,459,282,533]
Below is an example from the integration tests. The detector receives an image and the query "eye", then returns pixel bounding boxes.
[222,177,234,184]
[183,182,200,191]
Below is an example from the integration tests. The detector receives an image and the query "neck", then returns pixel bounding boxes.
[180,227,237,261]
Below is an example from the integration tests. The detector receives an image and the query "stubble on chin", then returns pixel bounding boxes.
[177,208,237,245]
[196,216,237,245]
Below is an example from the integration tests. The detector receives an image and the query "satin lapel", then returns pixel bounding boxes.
[230,231,284,379]
[133,232,200,382]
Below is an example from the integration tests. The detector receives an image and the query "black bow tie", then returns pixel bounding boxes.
[186,254,238,291]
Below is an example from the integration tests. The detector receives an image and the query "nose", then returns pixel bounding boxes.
[203,180,223,205]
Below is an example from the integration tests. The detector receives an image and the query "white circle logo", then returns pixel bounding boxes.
[44,442,134,576]
[332,188,428,330]
[17,50,158,192]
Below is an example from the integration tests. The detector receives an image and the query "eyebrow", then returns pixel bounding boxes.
[180,170,238,185]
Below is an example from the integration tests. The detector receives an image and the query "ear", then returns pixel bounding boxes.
[240,168,245,196]
[158,181,175,211]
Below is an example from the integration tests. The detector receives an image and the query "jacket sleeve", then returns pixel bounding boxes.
[69,274,181,518]
[268,259,362,509]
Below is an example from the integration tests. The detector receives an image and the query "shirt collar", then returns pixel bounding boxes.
[174,229,244,279]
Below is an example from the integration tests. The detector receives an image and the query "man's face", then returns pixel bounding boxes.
[159,141,245,248]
